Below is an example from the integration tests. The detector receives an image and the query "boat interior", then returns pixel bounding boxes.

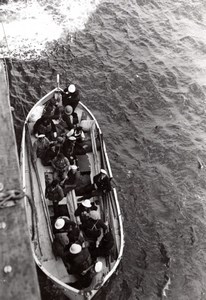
[23,90,122,291]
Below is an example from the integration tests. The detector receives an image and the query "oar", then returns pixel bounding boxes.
[25,131,43,255]
[90,122,106,221]
[25,123,54,243]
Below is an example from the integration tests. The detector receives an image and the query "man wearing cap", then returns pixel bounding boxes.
[43,91,64,120]
[74,199,97,222]
[83,261,104,291]
[61,164,80,195]
[91,229,114,259]
[51,152,70,180]
[33,116,57,140]
[66,243,92,275]
[45,179,64,217]
[62,84,80,111]
[53,216,79,258]
[62,105,79,130]
[80,213,108,245]
[78,169,112,201]
[53,216,82,246]
[32,134,50,163]
[40,142,59,166]
[69,260,103,290]
[62,133,76,159]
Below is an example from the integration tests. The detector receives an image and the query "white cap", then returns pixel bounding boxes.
[68,84,76,93]
[68,136,76,141]
[100,169,107,175]
[37,134,46,138]
[82,199,92,208]
[54,218,65,230]
[94,261,103,273]
[70,243,82,254]
[70,165,78,170]
[66,128,75,137]
[89,210,99,220]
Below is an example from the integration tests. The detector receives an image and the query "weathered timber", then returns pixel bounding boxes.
[0,60,41,300]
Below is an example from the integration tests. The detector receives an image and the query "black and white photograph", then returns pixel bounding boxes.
[0,1,206,300]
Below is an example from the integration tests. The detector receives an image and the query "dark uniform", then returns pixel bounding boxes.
[62,87,80,111]
[45,180,64,217]
[33,116,57,140]
[67,247,92,275]
[80,216,107,241]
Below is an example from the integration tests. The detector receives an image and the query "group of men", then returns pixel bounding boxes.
[31,84,115,290]
[52,198,115,289]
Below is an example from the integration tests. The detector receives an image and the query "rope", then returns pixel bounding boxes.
[0,189,25,208]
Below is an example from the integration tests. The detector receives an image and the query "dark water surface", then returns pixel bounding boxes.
[2,0,206,299]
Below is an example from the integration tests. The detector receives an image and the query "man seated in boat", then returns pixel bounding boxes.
[33,115,57,140]
[61,105,79,131]
[79,211,108,252]
[90,228,115,259]
[43,91,64,121]
[65,243,93,276]
[82,261,103,292]
[77,169,112,201]
[61,133,76,159]
[70,261,103,291]
[51,152,70,181]
[74,199,98,222]
[61,164,80,196]
[52,217,83,259]
[61,84,80,111]
[45,179,64,217]
[32,134,50,163]
[40,141,60,166]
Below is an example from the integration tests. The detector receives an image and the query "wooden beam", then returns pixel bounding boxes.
[0,60,41,300]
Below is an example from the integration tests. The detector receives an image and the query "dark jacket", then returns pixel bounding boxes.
[43,101,63,120]
[45,183,64,202]
[33,116,57,139]
[98,231,114,254]
[54,217,77,233]
[68,247,92,274]
[80,217,107,240]
[93,173,112,193]
[41,145,58,166]
[74,203,97,218]
[62,138,75,158]
[62,89,80,111]
[33,137,50,160]
[62,111,79,130]
[52,232,70,258]
[61,170,80,195]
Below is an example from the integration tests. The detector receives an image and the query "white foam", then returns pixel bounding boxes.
[0,0,102,60]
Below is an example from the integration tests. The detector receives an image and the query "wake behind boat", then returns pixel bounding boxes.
[21,76,124,300]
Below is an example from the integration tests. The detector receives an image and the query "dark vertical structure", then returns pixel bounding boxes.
[0,60,41,300]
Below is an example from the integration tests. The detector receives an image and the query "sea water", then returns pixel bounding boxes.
[1,0,206,299]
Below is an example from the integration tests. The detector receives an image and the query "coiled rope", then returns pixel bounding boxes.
[0,189,25,208]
